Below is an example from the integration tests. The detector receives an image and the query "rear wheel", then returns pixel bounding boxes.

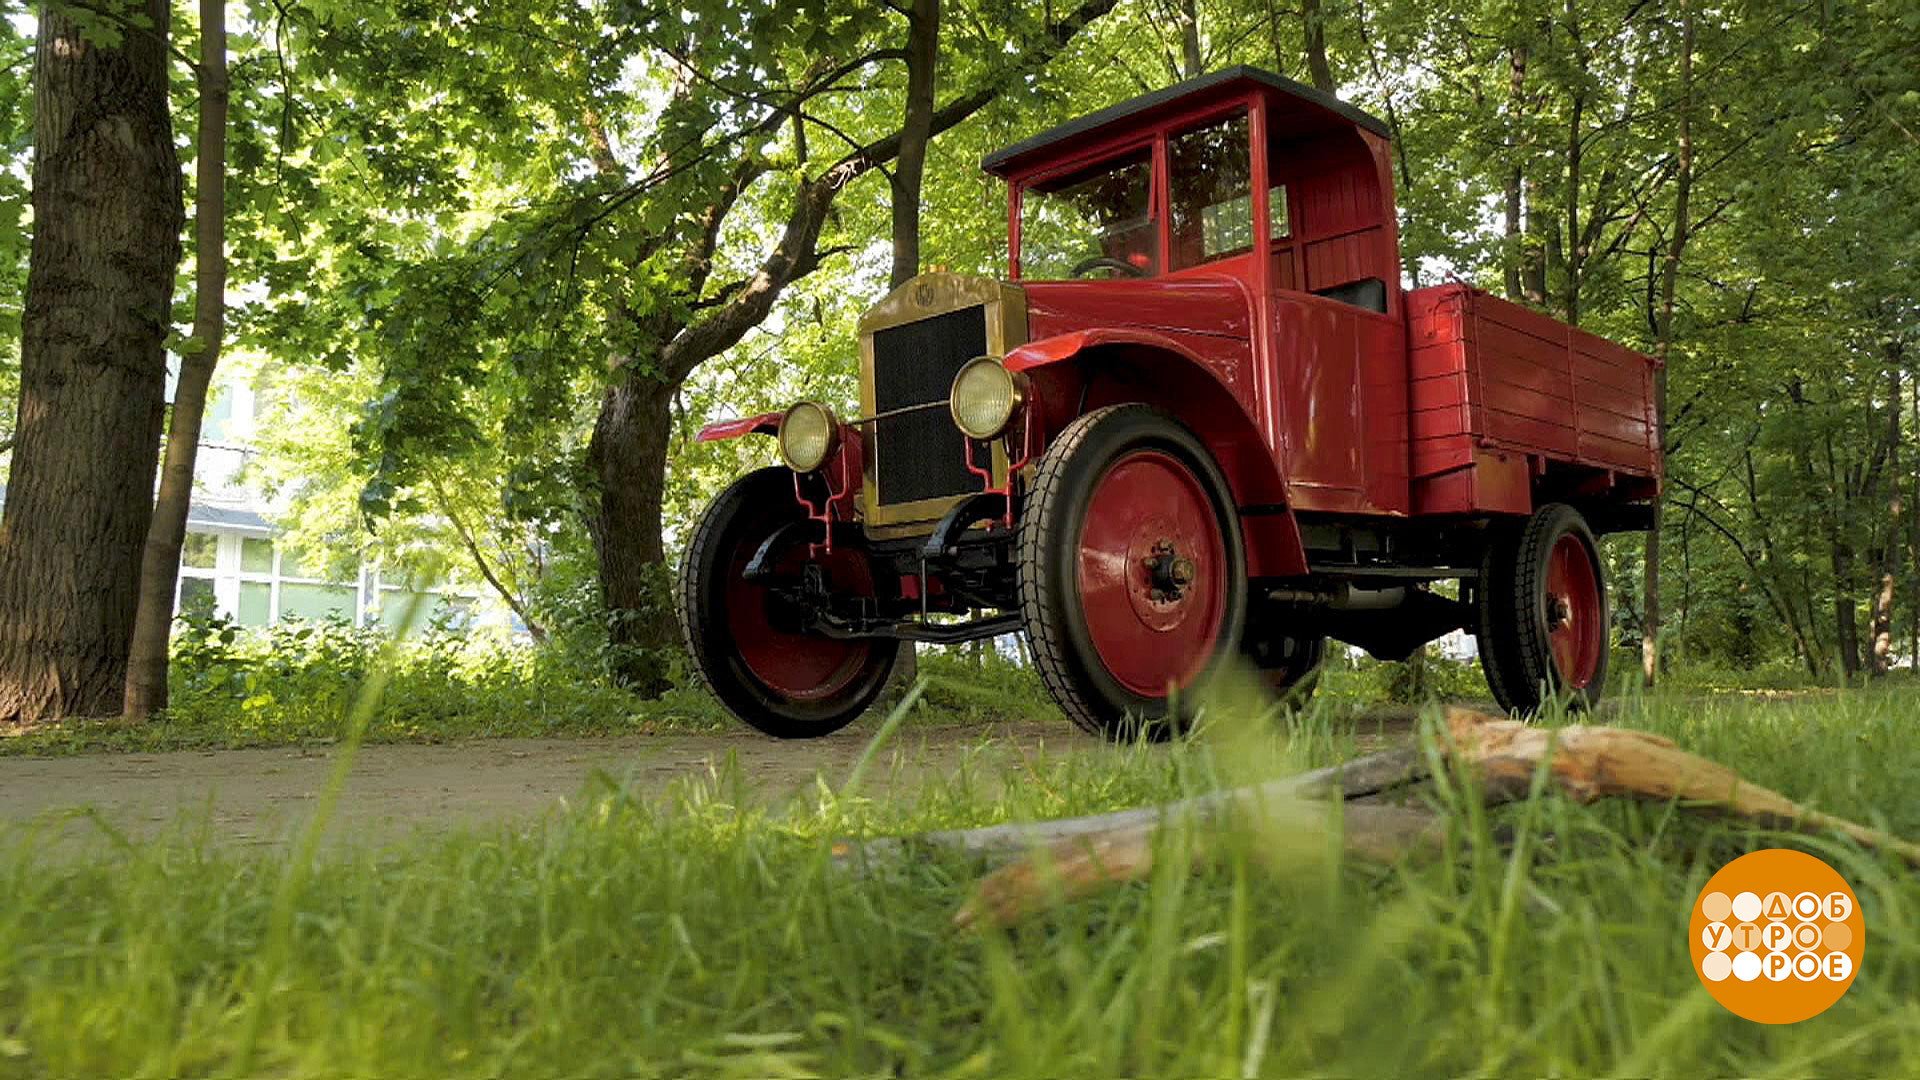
[1476,503,1609,714]
[1018,405,1247,740]
[677,467,899,738]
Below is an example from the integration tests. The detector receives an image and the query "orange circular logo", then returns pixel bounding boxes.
[1689,849,1863,1024]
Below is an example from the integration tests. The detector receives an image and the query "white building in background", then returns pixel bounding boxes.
[0,367,494,635]
[172,505,479,632]
[178,367,496,633]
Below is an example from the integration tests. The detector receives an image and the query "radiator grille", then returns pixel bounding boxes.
[870,305,988,508]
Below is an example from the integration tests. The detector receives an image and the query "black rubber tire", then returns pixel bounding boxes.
[677,467,900,738]
[1475,502,1609,715]
[1243,627,1326,707]
[1017,405,1248,740]
[1476,522,1527,714]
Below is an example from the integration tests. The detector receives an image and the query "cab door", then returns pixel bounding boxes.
[1258,125,1409,517]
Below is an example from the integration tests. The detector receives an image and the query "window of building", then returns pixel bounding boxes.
[178,576,216,617]
[168,528,488,636]
[183,532,219,569]
[238,581,272,626]
[240,537,275,574]
[279,582,357,623]
[203,386,234,443]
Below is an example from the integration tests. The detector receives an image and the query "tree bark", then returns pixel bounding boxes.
[890,0,939,290]
[1868,364,1901,676]
[1301,0,1335,91]
[126,0,227,720]
[1177,0,1204,79]
[1831,538,1860,679]
[0,2,184,723]
[1502,46,1529,302]
[586,367,677,693]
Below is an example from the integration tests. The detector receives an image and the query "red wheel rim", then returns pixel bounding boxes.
[1076,449,1229,697]
[724,535,873,701]
[1544,532,1603,689]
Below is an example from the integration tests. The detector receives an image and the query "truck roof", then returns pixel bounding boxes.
[980,65,1391,178]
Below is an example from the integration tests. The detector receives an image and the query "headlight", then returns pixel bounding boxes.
[777,401,838,473]
[949,357,1026,440]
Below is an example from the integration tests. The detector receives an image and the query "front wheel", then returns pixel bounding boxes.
[677,467,900,738]
[1476,502,1610,714]
[1018,405,1248,740]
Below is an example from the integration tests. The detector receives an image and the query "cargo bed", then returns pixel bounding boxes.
[1403,284,1662,516]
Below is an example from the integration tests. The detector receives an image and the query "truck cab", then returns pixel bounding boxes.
[681,68,1662,740]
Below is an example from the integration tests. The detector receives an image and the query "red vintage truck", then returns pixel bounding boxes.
[679,67,1661,739]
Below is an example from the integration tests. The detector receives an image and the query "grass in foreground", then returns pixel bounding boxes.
[3,687,1919,1076]
[0,647,1068,757]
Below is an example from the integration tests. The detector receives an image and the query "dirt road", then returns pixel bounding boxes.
[0,721,1100,851]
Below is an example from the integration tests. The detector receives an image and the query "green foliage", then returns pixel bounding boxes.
[4,690,1920,1074]
[0,16,30,455]
[912,646,1063,725]
[0,611,720,757]
[6,0,1917,693]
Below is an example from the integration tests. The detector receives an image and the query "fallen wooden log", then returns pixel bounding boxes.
[953,801,1443,929]
[844,741,1428,867]
[918,708,1920,930]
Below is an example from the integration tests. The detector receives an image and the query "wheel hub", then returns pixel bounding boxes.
[1546,594,1573,630]
[1543,531,1604,690]
[1143,540,1198,602]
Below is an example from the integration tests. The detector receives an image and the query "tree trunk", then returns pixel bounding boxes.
[1301,0,1335,91]
[1502,47,1528,302]
[586,369,678,694]
[1869,365,1901,676]
[0,3,183,724]
[1177,0,1204,79]
[126,0,227,720]
[1831,539,1860,679]
[890,0,939,290]
[1643,1,1692,688]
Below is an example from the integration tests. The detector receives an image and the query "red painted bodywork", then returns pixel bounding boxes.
[1404,285,1662,514]
[699,411,870,553]
[696,411,782,442]
[1077,448,1229,694]
[793,424,866,552]
[702,71,1660,591]
[979,70,1658,576]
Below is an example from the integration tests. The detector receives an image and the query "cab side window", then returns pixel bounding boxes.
[1169,113,1261,269]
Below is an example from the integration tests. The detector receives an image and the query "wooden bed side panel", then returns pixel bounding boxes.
[1405,287,1476,479]
[1470,291,1659,477]
[1402,284,1661,515]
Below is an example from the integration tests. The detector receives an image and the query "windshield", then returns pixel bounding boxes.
[1019,148,1156,279]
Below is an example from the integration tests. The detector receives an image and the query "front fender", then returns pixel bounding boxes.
[1006,327,1206,374]
[697,411,782,442]
[1004,329,1306,578]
